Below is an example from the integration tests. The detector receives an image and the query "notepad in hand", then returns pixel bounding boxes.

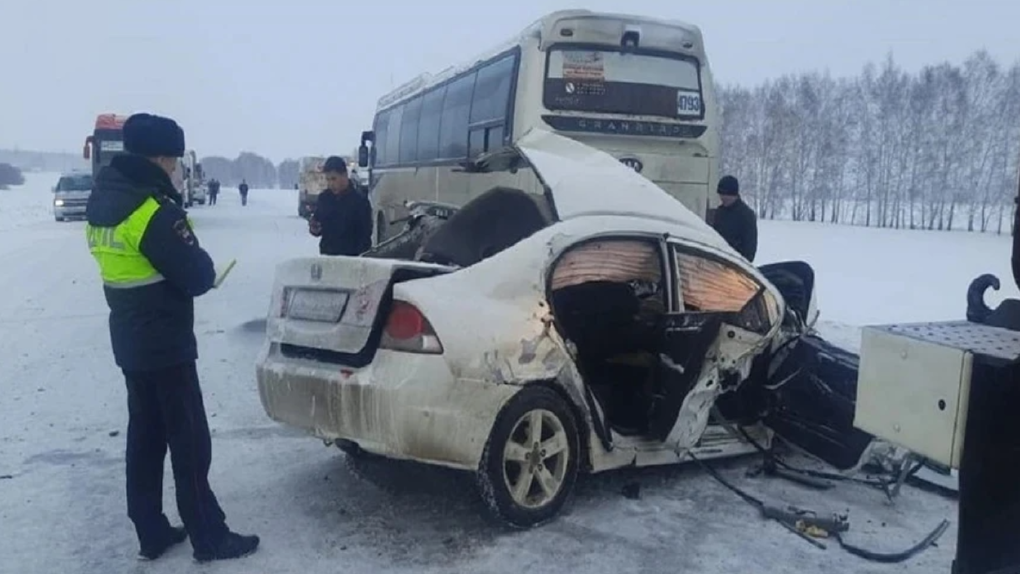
[213,259,237,289]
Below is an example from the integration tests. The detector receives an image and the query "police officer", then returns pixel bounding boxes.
[85,113,259,563]
[711,175,758,262]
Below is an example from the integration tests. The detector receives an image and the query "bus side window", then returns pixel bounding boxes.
[438,72,476,160]
[382,105,404,167]
[468,54,516,158]
[374,109,391,167]
[417,86,447,163]
[399,97,423,164]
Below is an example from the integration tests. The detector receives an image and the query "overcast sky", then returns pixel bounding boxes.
[2,0,1016,161]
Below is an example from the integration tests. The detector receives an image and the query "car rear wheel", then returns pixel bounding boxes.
[477,386,579,528]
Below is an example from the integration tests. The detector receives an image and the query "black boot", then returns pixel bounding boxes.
[138,525,188,561]
[193,531,260,563]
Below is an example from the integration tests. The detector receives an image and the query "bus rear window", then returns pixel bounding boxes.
[544,49,703,120]
[95,138,125,167]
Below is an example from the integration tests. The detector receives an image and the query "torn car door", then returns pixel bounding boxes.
[750,260,875,471]
[764,333,876,471]
[654,244,779,450]
[649,312,722,442]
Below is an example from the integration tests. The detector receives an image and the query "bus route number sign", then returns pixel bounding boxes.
[677,90,702,117]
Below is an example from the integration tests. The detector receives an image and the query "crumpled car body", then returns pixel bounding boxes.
[255,128,875,527]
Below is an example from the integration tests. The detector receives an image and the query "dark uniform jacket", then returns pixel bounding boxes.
[86,154,216,372]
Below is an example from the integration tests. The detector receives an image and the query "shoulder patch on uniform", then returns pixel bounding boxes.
[173,219,195,245]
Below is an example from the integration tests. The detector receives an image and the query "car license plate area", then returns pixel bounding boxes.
[285,288,350,323]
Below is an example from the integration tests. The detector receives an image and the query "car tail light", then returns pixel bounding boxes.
[380,300,443,354]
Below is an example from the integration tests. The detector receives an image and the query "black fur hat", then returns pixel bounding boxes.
[717,175,740,196]
[123,113,185,158]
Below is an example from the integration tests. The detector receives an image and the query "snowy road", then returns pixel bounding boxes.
[0,173,975,573]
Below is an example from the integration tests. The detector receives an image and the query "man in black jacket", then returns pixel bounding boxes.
[711,175,758,262]
[208,178,219,205]
[85,113,259,563]
[308,156,373,255]
[238,179,249,206]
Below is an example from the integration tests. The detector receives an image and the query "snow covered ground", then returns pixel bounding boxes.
[2,171,1004,573]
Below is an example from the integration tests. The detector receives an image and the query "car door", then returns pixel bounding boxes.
[649,242,779,446]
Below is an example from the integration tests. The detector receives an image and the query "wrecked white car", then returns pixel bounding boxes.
[256,129,879,528]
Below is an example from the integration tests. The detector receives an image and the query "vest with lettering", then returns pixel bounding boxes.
[86,196,184,289]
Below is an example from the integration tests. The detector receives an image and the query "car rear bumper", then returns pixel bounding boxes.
[255,343,519,470]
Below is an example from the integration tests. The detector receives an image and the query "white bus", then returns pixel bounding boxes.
[357,9,720,244]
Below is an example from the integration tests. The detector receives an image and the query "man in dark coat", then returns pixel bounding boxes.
[308,156,373,256]
[85,113,259,563]
[208,178,219,205]
[711,175,758,262]
[238,180,249,206]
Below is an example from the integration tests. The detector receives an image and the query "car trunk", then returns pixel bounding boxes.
[267,257,455,368]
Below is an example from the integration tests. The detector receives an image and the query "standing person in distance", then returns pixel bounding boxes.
[238,179,249,206]
[208,178,219,206]
[710,175,758,262]
[308,156,373,256]
[84,113,260,564]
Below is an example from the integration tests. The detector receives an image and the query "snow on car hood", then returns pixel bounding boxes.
[513,128,736,257]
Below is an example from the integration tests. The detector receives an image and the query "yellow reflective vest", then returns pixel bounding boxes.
[85,196,166,288]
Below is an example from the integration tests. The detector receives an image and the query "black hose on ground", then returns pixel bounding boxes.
[687,451,950,564]
[835,520,951,563]
[729,419,921,491]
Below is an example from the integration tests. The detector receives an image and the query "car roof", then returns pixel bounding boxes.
[513,128,738,259]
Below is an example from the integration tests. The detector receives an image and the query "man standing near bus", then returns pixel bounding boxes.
[711,175,758,262]
[308,156,372,256]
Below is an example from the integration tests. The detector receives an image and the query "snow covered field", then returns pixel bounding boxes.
[2,171,1003,573]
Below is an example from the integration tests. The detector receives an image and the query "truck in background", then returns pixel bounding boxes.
[83,114,129,179]
[297,156,326,218]
[85,115,207,208]
[179,150,207,207]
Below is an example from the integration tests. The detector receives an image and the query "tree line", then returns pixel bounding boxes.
[718,50,1020,233]
[200,153,356,190]
[199,153,289,189]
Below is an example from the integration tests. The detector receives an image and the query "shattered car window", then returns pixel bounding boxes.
[551,238,664,314]
[551,239,661,288]
[674,251,760,313]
